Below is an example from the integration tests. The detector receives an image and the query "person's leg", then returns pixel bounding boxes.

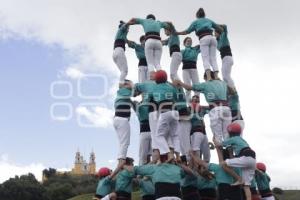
[153,40,163,71]
[112,47,128,84]
[139,132,148,165]
[182,69,192,102]
[156,112,172,155]
[200,133,211,163]
[169,111,180,157]
[178,120,192,158]
[113,117,130,160]
[243,185,252,200]
[199,36,211,72]
[145,39,156,74]
[221,106,232,141]
[208,36,219,77]
[138,66,148,83]
[170,52,182,81]
[221,56,235,88]
[190,68,200,96]
[149,111,160,162]
[209,107,223,144]
[191,132,201,158]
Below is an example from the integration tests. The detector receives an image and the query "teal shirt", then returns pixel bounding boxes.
[139,178,155,196]
[128,42,146,60]
[222,136,249,156]
[181,46,200,62]
[255,171,271,191]
[208,163,241,185]
[135,163,185,184]
[136,103,149,122]
[150,83,178,104]
[115,24,128,40]
[114,88,132,109]
[181,171,198,188]
[197,176,217,190]
[251,178,258,189]
[95,177,115,196]
[192,80,228,104]
[228,92,240,111]
[190,107,209,129]
[166,34,180,48]
[185,18,218,33]
[134,81,156,103]
[136,18,167,33]
[217,25,230,50]
[175,87,188,112]
[115,169,135,193]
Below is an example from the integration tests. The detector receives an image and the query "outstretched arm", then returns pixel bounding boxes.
[127,18,137,25]
[189,151,208,169]
[178,163,196,176]
[176,30,188,35]
[173,79,192,91]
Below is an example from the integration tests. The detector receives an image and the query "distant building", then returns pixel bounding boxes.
[71,150,96,175]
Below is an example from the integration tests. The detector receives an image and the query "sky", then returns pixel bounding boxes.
[0,0,300,189]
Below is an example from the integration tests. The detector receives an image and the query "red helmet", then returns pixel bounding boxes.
[227,123,242,135]
[256,162,266,172]
[155,70,168,83]
[97,167,110,177]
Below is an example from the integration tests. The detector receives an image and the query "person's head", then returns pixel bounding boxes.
[227,122,242,137]
[146,14,156,20]
[222,148,231,160]
[203,71,215,81]
[196,8,206,18]
[214,29,221,39]
[180,155,187,165]
[191,95,200,109]
[125,157,134,166]
[124,79,133,89]
[256,162,266,172]
[164,28,171,36]
[119,20,125,28]
[160,154,168,163]
[183,37,192,47]
[155,70,168,84]
[97,167,111,178]
[140,35,146,46]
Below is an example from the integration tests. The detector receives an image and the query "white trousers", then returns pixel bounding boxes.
[149,111,159,150]
[221,56,235,88]
[170,52,182,80]
[209,106,232,144]
[177,120,191,157]
[145,39,162,73]
[226,156,256,186]
[155,111,180,154]
[182,69,199,101]
[190,132,211,162]
[139,131,152,165]
[199,35,218,72]
[156,197,181,200]
[113,117,130,159]
[112,47,128,84]
[139,65,148,83]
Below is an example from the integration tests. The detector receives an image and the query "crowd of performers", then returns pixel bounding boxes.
[94,8,275,200]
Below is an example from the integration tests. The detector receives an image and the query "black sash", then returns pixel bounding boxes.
[259,188,273,198]
[220,45,232,59]
[140,120,150,132]
[218,183,244,200]
[145,32,161,41]
[191,126,206,135]
[238,147,256,159]
[182,60,197,69]
[138,58,147,66]
[115,104,131,118]
[116,191,131,200]
[114,39,126,50]
[142,195,155,200]
[181,186,200,200]
[198,188,217,199]
[155,182,181,199]
[196,29,213,39]
[170,45,180,56]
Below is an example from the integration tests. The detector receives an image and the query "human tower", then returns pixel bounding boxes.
[94,8,275,200]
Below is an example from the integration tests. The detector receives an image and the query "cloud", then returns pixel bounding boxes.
[65,67,85,79]
[76,105,114,128]
[0,154,46,183]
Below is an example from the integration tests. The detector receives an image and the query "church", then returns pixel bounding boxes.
[71,150,96,175]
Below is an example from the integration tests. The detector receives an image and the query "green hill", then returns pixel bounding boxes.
[68,190,300,200]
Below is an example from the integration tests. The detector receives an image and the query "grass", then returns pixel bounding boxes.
[69,190,300,200]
